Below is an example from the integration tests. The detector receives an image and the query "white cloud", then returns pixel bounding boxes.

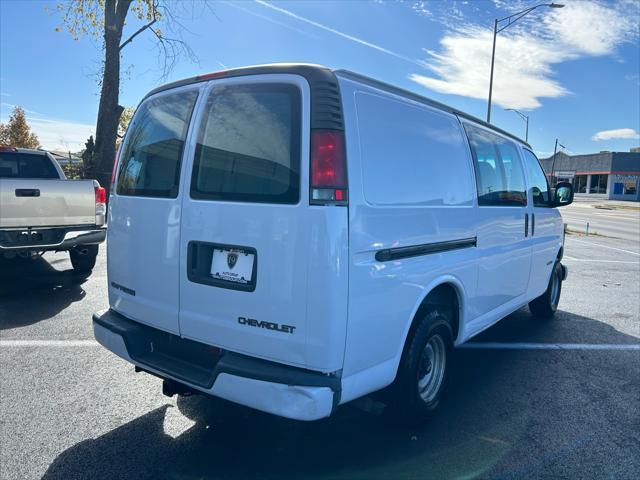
[26,117,95,151]
[412,2,433,18]
[411,0,640,110]
[543,1,638,56]
[591,128,640,141]
[223,1,320,40]
[1,104,95,151]
[254,0,423,67]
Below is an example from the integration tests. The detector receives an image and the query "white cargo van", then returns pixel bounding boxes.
[93,64,573,421]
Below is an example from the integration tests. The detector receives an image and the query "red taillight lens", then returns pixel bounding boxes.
[95,186,106,204]
[310,129,348,204]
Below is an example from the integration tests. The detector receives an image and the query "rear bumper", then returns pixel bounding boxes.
[92,308,340,421]
[0,226,106,251]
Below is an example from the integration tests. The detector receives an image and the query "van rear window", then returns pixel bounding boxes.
[190,84,301,204]
[116,90,198,198]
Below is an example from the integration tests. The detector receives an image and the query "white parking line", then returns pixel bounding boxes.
[563,256,639,264]
[568,238,640,256]
[460,342,640,350]
[0,340,99,347]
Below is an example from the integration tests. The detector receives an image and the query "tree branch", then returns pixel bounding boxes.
[119,17,157,51]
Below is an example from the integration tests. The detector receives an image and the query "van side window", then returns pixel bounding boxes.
[117,90,198,198]
[190,84,301,204]
[521,149,550,206]
[464,125,527,207]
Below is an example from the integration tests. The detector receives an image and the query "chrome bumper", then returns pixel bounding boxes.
[0,227,106,251]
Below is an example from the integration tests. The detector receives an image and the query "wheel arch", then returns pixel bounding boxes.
[401,276,466,356]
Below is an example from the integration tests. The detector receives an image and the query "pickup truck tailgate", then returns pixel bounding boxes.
[0,179,96,228]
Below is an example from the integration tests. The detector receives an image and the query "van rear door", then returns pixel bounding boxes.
[108,86,200,334]
[178,75,321,369]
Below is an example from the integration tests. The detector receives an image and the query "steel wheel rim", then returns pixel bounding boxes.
[550,267,561,307]
[417,333,447,403]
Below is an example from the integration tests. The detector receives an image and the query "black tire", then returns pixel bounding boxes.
[69,244,98,274]
[529,261,563,319]
[391,308,454,422]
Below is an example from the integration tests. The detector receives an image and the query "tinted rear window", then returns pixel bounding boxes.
[0,153,58,179]
[116,90,198,198]
[190,84,301,204]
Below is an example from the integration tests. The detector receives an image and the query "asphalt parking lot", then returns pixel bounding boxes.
[1,230,639,479]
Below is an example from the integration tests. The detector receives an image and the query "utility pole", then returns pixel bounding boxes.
[550,138,566,187]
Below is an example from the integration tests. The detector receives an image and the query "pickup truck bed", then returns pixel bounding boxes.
[0,146,105,273]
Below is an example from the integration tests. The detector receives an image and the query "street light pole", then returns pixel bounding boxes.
[486,3,565,123]
[505,108,529,142]
[487,19,498,124]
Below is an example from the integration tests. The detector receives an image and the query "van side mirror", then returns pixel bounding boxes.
[553,182,573,207]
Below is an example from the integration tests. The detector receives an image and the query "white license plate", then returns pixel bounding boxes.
[210,248,254,284]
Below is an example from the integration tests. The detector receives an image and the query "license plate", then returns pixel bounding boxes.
[210,248,254,284]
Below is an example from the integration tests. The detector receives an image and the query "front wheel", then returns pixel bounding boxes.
[529,261,563,319]
[391,309,454,422]
[69,244,98,274]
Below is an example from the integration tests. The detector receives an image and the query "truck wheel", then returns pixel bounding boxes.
[392,308,453,422]
[529,261,563,319]
[69,244,98,274]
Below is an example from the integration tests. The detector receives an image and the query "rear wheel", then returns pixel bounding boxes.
[529,261,563,319]
[391,308,453,422]
[69,244,98,274]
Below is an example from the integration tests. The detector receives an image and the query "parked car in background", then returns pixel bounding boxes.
[93,64,574,422]
[0,146,106,273]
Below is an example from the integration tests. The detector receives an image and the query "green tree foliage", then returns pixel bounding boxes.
[0,106,41,149]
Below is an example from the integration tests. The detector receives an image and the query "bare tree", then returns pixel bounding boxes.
[57,0,202,193]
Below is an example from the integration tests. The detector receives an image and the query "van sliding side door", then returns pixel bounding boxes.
[464,123,532,318]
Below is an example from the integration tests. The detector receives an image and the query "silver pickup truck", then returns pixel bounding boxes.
[0,146,106,273]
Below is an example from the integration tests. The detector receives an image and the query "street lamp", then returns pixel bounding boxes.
[550,138,566,187]
[486,3,564,123]
[505,108,529,142]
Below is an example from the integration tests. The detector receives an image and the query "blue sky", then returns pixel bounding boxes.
[1,0,638,157]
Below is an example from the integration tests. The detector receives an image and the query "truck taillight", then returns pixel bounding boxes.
[94,182,106,217]
[95,186,106,204]
[310,129,348,205]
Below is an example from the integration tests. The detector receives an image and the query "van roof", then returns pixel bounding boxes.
[144,63,531,148]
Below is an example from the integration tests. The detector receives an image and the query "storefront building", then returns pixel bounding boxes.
[539,150,640,201]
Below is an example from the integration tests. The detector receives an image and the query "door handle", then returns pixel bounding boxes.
[15,189,40,197]
[525,213,529,237]
[532,213,535,236]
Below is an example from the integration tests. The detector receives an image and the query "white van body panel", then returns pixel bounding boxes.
[177,74,348,372]
[336,76,478,384]
[107,84,204,334]
[518,145,565,299]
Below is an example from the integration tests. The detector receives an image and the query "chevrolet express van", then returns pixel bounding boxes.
[93,64,573,421]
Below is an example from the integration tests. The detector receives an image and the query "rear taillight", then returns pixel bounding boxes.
[310,129,348,205]
[94,181,106,217]
[95,186,106,204]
